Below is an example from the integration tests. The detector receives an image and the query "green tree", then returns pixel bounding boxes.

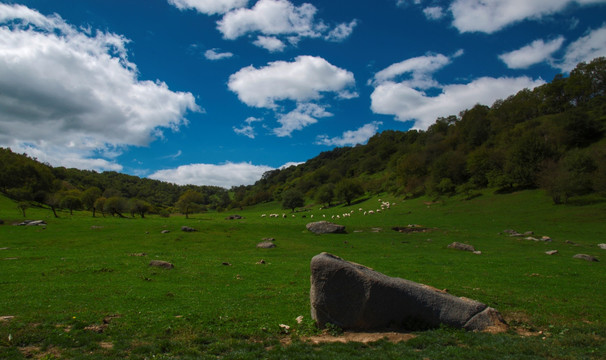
[81,186,102,217]
[104,196,127,218]
[60,190,82,215]
[94,197,107,217]
[129,198,152,218]
[176,190,204,219]
[17,201,29,217]
[335,179,364,206]
[282,189,305,212]
[45,192,61,218]
[315,184,335,207]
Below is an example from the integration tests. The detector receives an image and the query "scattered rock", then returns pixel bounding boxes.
[523,231,534,236]
[257,241,276,249]
[371,228,382,233]
[0,315,15,322]
[256,259,266,265]
[15,220,46,226]
[0,247,9,250]
[525,237,539,241]
[472,251,482,255]
[181,226,196,232]
[225,214,244,220]
[598,243,606,250]
[573,254,599,262]
[222,262,232,266]
[161,230,170,234]
[545,250,559,255]
[392,226,430,233]
[540,236,552,242]
[130,253,147,257]
[504,229,523,237]
[565,240,578,245]
[306,221,346,234]
[262,237,275,242]
[310,252,507,332]
[149,260,174,269]
[447,242,476,252]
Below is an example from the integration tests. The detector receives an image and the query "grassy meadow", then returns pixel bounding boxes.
[0,190,605,359]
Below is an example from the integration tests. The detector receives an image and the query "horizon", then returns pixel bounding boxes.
[1,0,605,187]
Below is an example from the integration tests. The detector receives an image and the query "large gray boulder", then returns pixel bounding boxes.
[310,253,506,332]
[306,221,346,234]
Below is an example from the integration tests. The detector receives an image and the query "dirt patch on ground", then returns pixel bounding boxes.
[19,346,62,359]
[297,331,417,344]
[392,226,434,233]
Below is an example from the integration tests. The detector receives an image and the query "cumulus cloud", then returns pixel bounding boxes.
[211,0,357,51]
[316,121,382,147]
[204,48,234,60]
[325,19,358,42]
[228,56,355,136]
[370,52,545,130]
[499,37,565,69]
[423,6,445,20]
[371,53,453,88]
[560,24,606,72]
[450,0,606,34]
[167,0,248,15]
[371,76,545,130]
[253,35,286,52]
[148,161,275,187]
[274,103,333,137]
[233,117,262,138]
[0,3,199,172]
[218,0,321,39]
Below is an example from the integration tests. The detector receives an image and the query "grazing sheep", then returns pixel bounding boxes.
[323,214,326,218]
[368,210,374,214]
[261,214,267,217]
[311,214,314,218]
[364,211,367,216]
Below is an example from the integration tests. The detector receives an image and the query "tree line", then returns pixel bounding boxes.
[0,148,230,217]
[2,57,605,217]
[238,57,606,207]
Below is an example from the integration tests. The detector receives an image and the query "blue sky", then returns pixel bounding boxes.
[1,0,605,187]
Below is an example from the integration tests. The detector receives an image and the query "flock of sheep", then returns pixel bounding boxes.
[260,199,396,220]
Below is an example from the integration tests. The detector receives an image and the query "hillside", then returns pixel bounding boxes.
[0,58,605,216]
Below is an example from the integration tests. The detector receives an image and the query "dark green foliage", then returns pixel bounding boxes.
[281,189,305,212]
[335,179,364,206]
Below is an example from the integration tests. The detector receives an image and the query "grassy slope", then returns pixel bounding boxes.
[0,191,604,359]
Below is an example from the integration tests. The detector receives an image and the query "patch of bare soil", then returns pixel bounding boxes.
[19,346,61,359]
[391,226,434,233]
[300,331,417,344]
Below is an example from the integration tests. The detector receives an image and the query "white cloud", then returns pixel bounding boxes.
[499,37,565,69]
[149,161,275,187]
[371,76,545,130]
[217,0,322,39]
[253,35,286,52]
[274,103,332,137]
[560,24,606,72]
[423,6,445,20]
[316,121,382,147]
[215,0,356,51]
[228,55,356,108]
[0,4,199,172]
[371,53,453,88]
[233,116,262,138]
[450,0,606,34]
[228,56,355,136]
[279,161,304,169]
[325,20,359,42]
[167,0,248,15]
[204,48,234,60]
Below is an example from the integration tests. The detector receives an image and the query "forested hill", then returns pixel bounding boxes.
[1,58,605,215]
[233,57,606,207]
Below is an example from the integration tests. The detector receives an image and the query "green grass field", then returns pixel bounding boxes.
[1,190,605,359]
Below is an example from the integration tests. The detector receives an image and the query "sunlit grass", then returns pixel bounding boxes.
[1,190,604,358]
